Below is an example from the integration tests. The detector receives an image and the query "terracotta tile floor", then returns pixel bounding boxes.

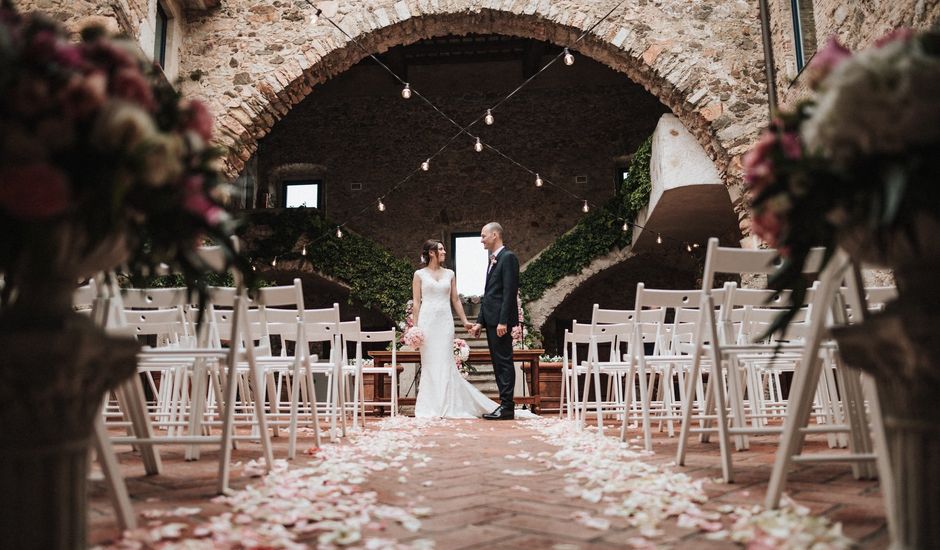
[89,416,887,548]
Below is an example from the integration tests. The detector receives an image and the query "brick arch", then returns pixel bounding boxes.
[189,2,766,197]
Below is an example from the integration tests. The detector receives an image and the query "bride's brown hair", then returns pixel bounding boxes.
[420,239,443,265]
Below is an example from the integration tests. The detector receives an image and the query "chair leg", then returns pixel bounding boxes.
[287,360,302,459]
[94,416,137,530]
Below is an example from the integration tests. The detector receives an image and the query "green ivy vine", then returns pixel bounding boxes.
[241,209,414,322]
[519,135,653,303]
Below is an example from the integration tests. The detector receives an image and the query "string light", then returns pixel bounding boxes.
[563,48,575,66]
[291,1,699,254]
[622,221,629,232]
[271,256,278,267]
[302,244,307,256]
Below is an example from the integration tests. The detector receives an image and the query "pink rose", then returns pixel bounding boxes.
[778,132,802,160]
[111,66,155,111]
[743,131,777,191]
[0,164,70,220]
[750,208,783,250]
[183,100,214,142]
[806,37,852,89]
[182,175,224,225]
[874,27,915,48]
[61,71,108,119]
[54,43,85,69]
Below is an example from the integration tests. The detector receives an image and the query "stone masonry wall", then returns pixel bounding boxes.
[768,0,940,108]
[176,0,769,237]
[255,54,667,264]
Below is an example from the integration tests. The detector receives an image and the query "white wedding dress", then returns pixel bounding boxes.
[413,268,501,418]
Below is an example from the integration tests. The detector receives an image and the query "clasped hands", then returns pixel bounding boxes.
[464,322,508,338]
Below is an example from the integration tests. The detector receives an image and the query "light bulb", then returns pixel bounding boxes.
[622,221,629,232]
[484,109,494,125]
[378,199,385,212]
[686,243,693,252]
[693,242,700,248]
[336,227,344,238]
[271,256,277,267]
[302,245,307,256]
[563,48,575,66]
[401,83,411,99]
[252,265,257,272]
[421,159,429,171]
[474,137,483,152]
[535,173,543,187]
[582,200,589,213]
[656,233,662,244]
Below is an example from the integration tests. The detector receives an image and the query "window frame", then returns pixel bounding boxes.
[154,2,169,68]
[281,179,324,209]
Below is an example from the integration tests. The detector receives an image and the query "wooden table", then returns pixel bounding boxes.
[369,349,546,415]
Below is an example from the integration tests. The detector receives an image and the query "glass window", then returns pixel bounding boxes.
[154,3,168,68]
[452,233,487,297]
[282,180,322,208]
[791,0,817,72]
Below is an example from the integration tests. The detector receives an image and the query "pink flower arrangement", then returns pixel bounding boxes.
[402,327,425,349]
[0,7,246,306]
[453,338,474,378]
[744,26,940,333]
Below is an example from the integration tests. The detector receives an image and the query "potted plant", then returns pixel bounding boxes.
[743,28,940,548]
[0,5,247,547]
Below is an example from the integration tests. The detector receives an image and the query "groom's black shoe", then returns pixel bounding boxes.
[482,405,514,420]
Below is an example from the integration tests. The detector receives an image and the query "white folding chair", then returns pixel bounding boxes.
[765,256,885,507]
[674,238,831,482]
[359,327,399,417]
[299,304,343,442]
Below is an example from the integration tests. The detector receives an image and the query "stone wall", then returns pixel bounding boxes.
[254,54,667,264]
[177,0,768,223]
[767,0,940,107]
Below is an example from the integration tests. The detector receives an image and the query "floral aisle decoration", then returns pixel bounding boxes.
[743,27,940,548]
[744,28,940,328]
[0,5,247,546]
[453,338,475,378]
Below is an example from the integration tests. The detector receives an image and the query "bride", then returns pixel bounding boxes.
[412,239,506,418]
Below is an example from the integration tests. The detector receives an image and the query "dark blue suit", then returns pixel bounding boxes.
[476,248,520,408]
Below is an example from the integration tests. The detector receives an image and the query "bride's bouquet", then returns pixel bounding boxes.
[453,338,475,378]
[402,326,425,349]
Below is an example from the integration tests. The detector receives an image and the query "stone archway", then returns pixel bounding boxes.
[182,1,768,220]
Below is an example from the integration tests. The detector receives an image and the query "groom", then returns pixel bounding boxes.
[470,222,520,420]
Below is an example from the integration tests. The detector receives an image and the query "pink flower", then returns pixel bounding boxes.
[750,208,784,250]
[183,100,214,142]
[874,27,915,48]
[778,132,802,160]
[402,327,425,349]
[182,176,224,225]
[805,37,852,89]
[0,164,70,220]
[743,131,777,191]
[111,66,155,111]
[54,43,85,69]
[61,71,108,119]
